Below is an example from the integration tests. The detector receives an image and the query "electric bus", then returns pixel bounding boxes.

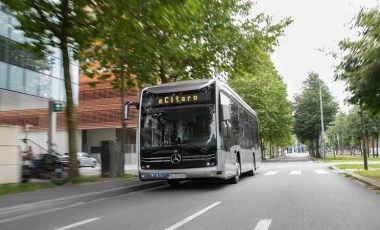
[124,79,261,185]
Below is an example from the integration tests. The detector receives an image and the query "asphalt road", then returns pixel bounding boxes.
[1,153,380,230]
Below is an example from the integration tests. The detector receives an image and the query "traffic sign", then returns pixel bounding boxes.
[53,103,63,112]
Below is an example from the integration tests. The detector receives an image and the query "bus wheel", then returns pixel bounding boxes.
[247,157,255,176]
[246,169,254,176]
[229,162,240,184]
[167,180,180,186]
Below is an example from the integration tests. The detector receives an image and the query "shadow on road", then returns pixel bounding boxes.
[147,176,255,193]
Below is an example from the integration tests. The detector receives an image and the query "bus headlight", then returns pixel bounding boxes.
[206,161,215,167]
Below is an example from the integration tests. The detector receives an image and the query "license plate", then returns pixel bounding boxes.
[168,173,186,179]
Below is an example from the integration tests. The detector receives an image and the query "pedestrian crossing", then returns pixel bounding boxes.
[263,169,329,176]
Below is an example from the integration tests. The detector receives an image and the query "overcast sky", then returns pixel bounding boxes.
[251,0,379,112]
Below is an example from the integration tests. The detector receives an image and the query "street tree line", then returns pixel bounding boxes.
[1,0,294,177]
[293,4,380,159]
[328,4,380,158]
[326,107,380,157]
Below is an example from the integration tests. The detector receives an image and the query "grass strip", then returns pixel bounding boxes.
[0,173,137,196]
[335,164,380,170]
[355,170,380,181]
[0,182,55,196]
[324,154,380,162]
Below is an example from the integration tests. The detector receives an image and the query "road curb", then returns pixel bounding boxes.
[330,165,380,190]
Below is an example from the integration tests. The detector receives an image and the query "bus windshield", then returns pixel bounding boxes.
[140,105,216,149]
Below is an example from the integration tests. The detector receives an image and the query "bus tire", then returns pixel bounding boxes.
[246,169,254,176]
[229,162,240,184]
[167,180,180,186]
[247,156,255,176]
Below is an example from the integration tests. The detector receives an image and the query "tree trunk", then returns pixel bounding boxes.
[61,0,79,178]
[372,136,375,158]
[315,139,321,158]
[269,138,273,158]
[260,137,265,160]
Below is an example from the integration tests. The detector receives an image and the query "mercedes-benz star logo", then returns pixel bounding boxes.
[170,153,182,164]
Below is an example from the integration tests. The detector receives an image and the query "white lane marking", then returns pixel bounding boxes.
[0,202,85,224]
[315,170,329,174]
[254,219,272,230]
[54,217,102,230]
[164,202,221,230]
[263,171,278,176]
[290,170,301,175]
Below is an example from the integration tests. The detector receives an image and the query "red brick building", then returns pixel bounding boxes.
[0,74,140,156]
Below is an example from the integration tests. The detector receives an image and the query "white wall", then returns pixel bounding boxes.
[0,125,21,184]
[20,130,81,155]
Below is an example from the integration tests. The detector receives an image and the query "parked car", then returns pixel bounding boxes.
[60,152,97,168]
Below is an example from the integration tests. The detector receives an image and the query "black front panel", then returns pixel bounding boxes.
[140,146,216,170]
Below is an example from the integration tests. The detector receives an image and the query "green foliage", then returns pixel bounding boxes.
[336,6,380,114]
[293,72,339,156]
[81,0,292,88]
[326,105,380,156]
[326,108,361,153]
[229,65,294,153]
[0,182,55,196]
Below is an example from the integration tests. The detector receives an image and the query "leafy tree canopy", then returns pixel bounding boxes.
[336,6,380,114]
[80,0,292,88]
[293,72,339,154]
[229,64,293,150]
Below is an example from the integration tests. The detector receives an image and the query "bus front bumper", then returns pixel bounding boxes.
[139,167,223,181]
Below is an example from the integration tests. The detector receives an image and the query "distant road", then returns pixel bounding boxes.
[2,153,380,230]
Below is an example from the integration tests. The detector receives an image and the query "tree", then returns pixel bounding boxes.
[326,111,361,155]
[1,0,96,178]
[229,65,293,158]
[81,0,292,85]
[336,6,380,114]
[293,72,339,158]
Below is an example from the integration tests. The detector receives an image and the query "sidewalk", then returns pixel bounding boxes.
[0,165,165,209]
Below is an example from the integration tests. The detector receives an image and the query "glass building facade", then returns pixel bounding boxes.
[0,4,79,110]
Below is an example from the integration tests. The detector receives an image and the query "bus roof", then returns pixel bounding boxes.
[143,79,215,94]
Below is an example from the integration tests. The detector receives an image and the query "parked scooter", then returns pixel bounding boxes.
[22,153,68,185]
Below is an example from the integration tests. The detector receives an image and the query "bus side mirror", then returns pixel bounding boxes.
[123,101,140,120]
[221,105,231,121]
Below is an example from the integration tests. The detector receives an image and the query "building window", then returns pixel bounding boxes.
[9,64,24,92]
[0,61,8,88]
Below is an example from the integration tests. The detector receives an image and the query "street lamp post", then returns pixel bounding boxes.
[319,79,325,159]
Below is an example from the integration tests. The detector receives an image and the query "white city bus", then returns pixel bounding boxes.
[124,79,261,185]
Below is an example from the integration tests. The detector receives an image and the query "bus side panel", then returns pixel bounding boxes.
[254,147,262,169]
[217,149,235,179]
[240,148,254,173]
